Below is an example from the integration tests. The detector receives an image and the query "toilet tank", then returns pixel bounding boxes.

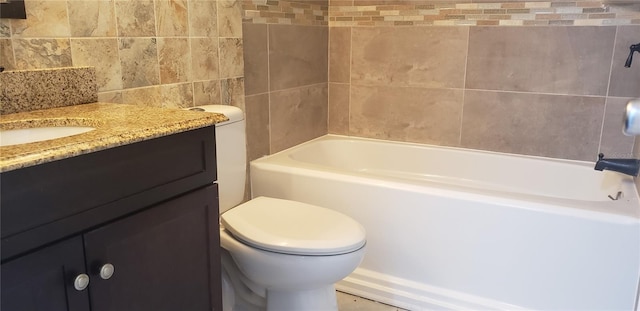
[190,105,247,214]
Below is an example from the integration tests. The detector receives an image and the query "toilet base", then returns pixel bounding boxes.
[267,285,338,311]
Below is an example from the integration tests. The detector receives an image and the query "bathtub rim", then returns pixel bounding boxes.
[251,134,640,223]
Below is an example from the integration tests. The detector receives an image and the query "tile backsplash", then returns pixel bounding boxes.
[1,0,245,110]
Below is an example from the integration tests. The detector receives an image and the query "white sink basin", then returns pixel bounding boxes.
[0,126,96,147]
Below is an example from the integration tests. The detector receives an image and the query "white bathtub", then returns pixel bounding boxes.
[250,135,640,311]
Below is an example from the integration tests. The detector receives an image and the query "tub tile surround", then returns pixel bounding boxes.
[327,24,640,161]
[241,0,639,163]
[328,0,640,27]
[0,0,245,110]
[242,21,329,156]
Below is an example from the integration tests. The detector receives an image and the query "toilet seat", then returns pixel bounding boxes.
[221,197,366,256]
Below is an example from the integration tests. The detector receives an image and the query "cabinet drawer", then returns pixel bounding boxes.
[1,127,216,259]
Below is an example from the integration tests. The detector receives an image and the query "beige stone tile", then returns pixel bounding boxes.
[191,37,220,81]
[115,0,156,37]
[0,39,16,71]
[155,0,189,37]
[270,83,328,152]
[218,0,243,37]
[1,20,10,38]
[158,38,192,84]
[466,26,615,96]
[71,38,122,92]
[11,1,70,38]
[350,85,462,146]
[98,91,123,104]
[68,0,117,37]
[189,0,218,37]
[119,38,160,88]
[269,24,328,91]
[608,25,640,98]
[329,82,349,135]
[245,93,271,161]
[161,83,194,108]
[460,90,605,161]
[121,86,163,106]
[329,27,351,83]
[194,80,222,106]
[221,77,246,110]
[219,38,245,78]
[600,97,635,158]
[13,38,72,69]
[242,23,268,95]
[351,26,468,88]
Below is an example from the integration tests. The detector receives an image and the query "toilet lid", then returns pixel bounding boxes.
[221,197,366,256]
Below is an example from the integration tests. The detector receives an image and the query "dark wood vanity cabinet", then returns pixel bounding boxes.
[0,127,222,311]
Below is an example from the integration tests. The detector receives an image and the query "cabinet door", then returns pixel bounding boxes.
[84,185,221,311]
[1,236,91,311]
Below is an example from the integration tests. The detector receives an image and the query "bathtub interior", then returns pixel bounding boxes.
[284,135,635,203]
[249,135,640,311]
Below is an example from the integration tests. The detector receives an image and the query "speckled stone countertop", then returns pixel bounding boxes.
[0,103,228,173]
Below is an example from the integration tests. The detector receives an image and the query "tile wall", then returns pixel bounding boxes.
[242,0,328,159]
[327,1,640,161]
[0,0,245,110]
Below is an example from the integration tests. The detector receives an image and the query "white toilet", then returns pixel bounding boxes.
[191,105,366,311]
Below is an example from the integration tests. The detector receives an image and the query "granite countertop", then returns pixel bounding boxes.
[0,103,228,173]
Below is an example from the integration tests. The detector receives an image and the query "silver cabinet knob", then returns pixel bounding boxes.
[73,274,90,291]
[99,263,115,280]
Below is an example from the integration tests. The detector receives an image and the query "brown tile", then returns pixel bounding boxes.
[119,38,160,88]
[460,90,605,161]
[600,97,635,158]
[218,0,244,37]
[1,20,10,38]
[98,91,123,104]
[350,85,463,146]
[242,23,269,95]
[608,25,640,98]
[194,80,222,106]
[68,0,117,37]
[189,0,218,37]
[121,86,163,107]
[70,38,123,92]
[270,83,328,152]
[329,83,350,134]
[155,0,189,37]
[351,26,468,88]
[13,39,72,69]
[160,83,194,108]
[158,38,192,84]
[245,93,271,161]
[329,27,351,83]
[0,39,16,71]
[191,37,220,81]
[115,1,156,37]
[11,1,70,37]
[221,77,246,111]
[219,38,245,79]
[269,24,328,91]
[466,26,615,96]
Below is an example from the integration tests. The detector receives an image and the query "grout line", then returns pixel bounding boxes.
[599,24,620,155]
[459,26,471,147]
[348,26,352,136]
[266,23,273,154]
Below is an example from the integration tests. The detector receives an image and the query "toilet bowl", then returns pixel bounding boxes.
[187,105,366,311]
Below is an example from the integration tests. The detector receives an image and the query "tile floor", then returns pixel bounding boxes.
[337,291,408,311]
